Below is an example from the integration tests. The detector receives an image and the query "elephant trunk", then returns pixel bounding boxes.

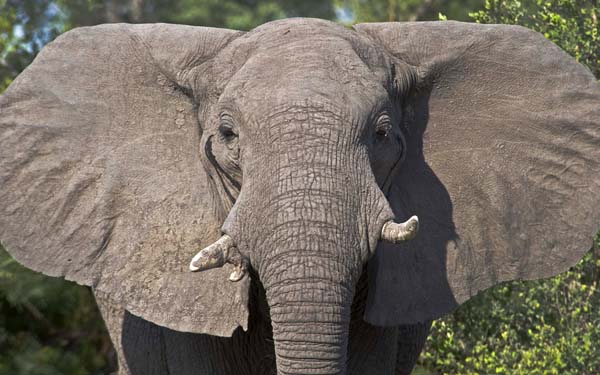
[261,218,357,375]
[251,180,375,374]
[268,283,352,375]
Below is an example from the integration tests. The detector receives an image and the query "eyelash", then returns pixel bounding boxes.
[375,114,392,138]
[218,114,237,141]
[219,124,236,139]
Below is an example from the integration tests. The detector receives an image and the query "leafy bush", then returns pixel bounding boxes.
[420,244,600,374]
[0,247,113,375]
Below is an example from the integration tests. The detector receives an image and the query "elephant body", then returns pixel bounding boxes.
[1,18,599,374]
[95,276,430,375]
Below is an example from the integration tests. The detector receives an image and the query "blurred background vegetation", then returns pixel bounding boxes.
[0,0,598,374]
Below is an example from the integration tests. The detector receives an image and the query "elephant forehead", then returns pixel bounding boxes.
[244,46,377,88]
[222,43,388,117]
[245,18,358,48]
[215,18,393,98]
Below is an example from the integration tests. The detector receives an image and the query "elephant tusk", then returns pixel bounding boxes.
[189,234,248,282]
[189,234,232,272]
[380,216,419,243]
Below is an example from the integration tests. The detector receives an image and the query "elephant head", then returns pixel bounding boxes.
[1,19,599,374]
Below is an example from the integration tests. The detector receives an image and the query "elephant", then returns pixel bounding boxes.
[0,17,599,375]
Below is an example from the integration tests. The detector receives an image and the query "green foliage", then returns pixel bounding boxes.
[0,1,64,91]
[0,247,112,375]
[337,0,485,22]
[0,0,16,91]
[420,244,600,374]
[156,0,335,30]
[54,0,335,31]
[470,0,600,78]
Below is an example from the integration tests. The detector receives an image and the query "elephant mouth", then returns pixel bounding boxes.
[188,215,419,281]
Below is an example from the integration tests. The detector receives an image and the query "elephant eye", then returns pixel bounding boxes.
[218,122,237,141]
[375,114,392,139]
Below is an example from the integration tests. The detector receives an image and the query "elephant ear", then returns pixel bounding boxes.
[0,24,249,336]
[355,21,600,325]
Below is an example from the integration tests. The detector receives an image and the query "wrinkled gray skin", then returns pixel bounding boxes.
[1,18,599,375]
